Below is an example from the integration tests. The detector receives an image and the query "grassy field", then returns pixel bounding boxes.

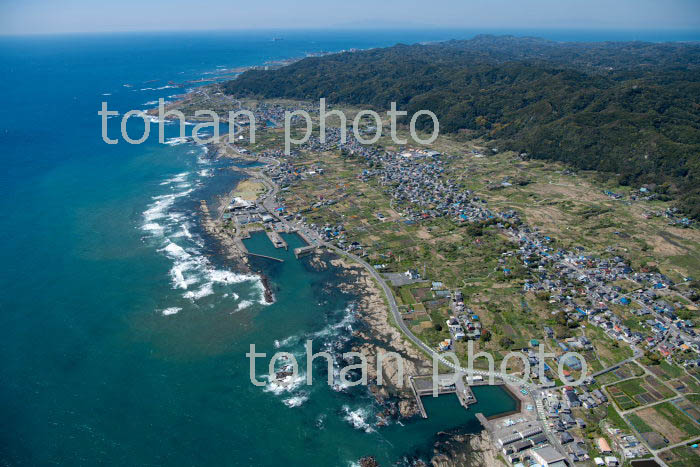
[233,179,266,201]
[583,324,633,368]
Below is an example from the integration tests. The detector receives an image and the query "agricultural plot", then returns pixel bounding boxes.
[608,385,638,410]
[676,396,700,424]
[595,362,644,386]
[630,402,700,446]
[627,413,667,450]
[659,444,700,467]
[668,374,700,395]
[648,360,685,381]
[608,376,674,410]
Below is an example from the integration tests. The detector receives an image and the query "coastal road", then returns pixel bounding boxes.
[224,142,532,387]
[323,243,531,387]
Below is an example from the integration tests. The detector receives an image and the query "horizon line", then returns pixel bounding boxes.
[2,25,700,39]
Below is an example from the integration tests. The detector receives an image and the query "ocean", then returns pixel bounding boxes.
[0,29,695,466]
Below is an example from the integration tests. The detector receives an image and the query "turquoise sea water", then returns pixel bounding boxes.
[0,29,695,466]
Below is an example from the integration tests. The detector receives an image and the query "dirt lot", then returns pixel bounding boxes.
[636,407,687,444]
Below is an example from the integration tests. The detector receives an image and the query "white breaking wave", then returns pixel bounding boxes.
[283,392,309,408]
[138,86,172,91]
[161,307,182,316]
[159,172,189,185]
[235,299,254,311]
[274,335,298,349]
[142,189,193,223]
[342,406,375,433]
[142,222,164,235]
[164,137,189,146]
[141,157,266,305]
[207,268,257,285]
[311,307,357,339]
[162,241,189,259]
[171,222,193,239]
[263,372,306,395]
[183,282,214,300]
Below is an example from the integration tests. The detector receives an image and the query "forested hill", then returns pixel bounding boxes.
[222,35,700,219]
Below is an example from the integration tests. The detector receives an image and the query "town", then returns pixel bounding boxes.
[167,89,700,467]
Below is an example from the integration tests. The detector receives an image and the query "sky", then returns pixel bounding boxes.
[0,0,699,35]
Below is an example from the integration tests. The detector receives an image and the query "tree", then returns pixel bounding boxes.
[555,311,568,326]
[535,291,550,301]
[481,330,492,342]
[644,351,662,365]
[499,336,515,349]
[223,37,700,220]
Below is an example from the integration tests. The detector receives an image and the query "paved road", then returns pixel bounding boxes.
[222,143,535,389]
[591,349,643,378]
[324,244,532,387]
[654,434,700,454]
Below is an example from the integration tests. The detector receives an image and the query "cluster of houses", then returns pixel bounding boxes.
[503,225,699,360]
[605,425,649,460]
[643,207,695,228]
[542,386,616,463]
[357,148,518,223]
[445,290,482,343]
[290,130,515,224]
[266,160,325,188]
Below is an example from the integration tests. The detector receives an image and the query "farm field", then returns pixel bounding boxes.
[628,400,700,449]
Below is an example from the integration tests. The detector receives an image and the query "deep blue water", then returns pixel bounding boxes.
[0,29,694,466]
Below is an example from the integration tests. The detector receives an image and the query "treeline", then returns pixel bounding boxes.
[223,35,700,219]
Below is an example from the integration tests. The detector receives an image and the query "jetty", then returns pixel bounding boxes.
[294,245,317,258]
[234,237,249,254]
[408,376,428,418]
[408,373,478,418]
[266,230,287,249]
[246,252,284,262]
[455,374,477,408]
[475,413,490,429]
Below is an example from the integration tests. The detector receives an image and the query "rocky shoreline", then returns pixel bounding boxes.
[318,255,503,467]
[195,144,500,467]
[430,431,504,467]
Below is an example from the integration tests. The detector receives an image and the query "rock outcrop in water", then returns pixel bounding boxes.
[398,399,420,418]
[359,456,379,467]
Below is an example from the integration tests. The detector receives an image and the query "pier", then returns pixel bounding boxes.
[408,373,479,418]
[246,252,284,262]
[408,377,428,418]
[455,374,477,409]
[266,230,287,249]
[234,237,249,254]
[294,245,317,258]
[475,413,490,429]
